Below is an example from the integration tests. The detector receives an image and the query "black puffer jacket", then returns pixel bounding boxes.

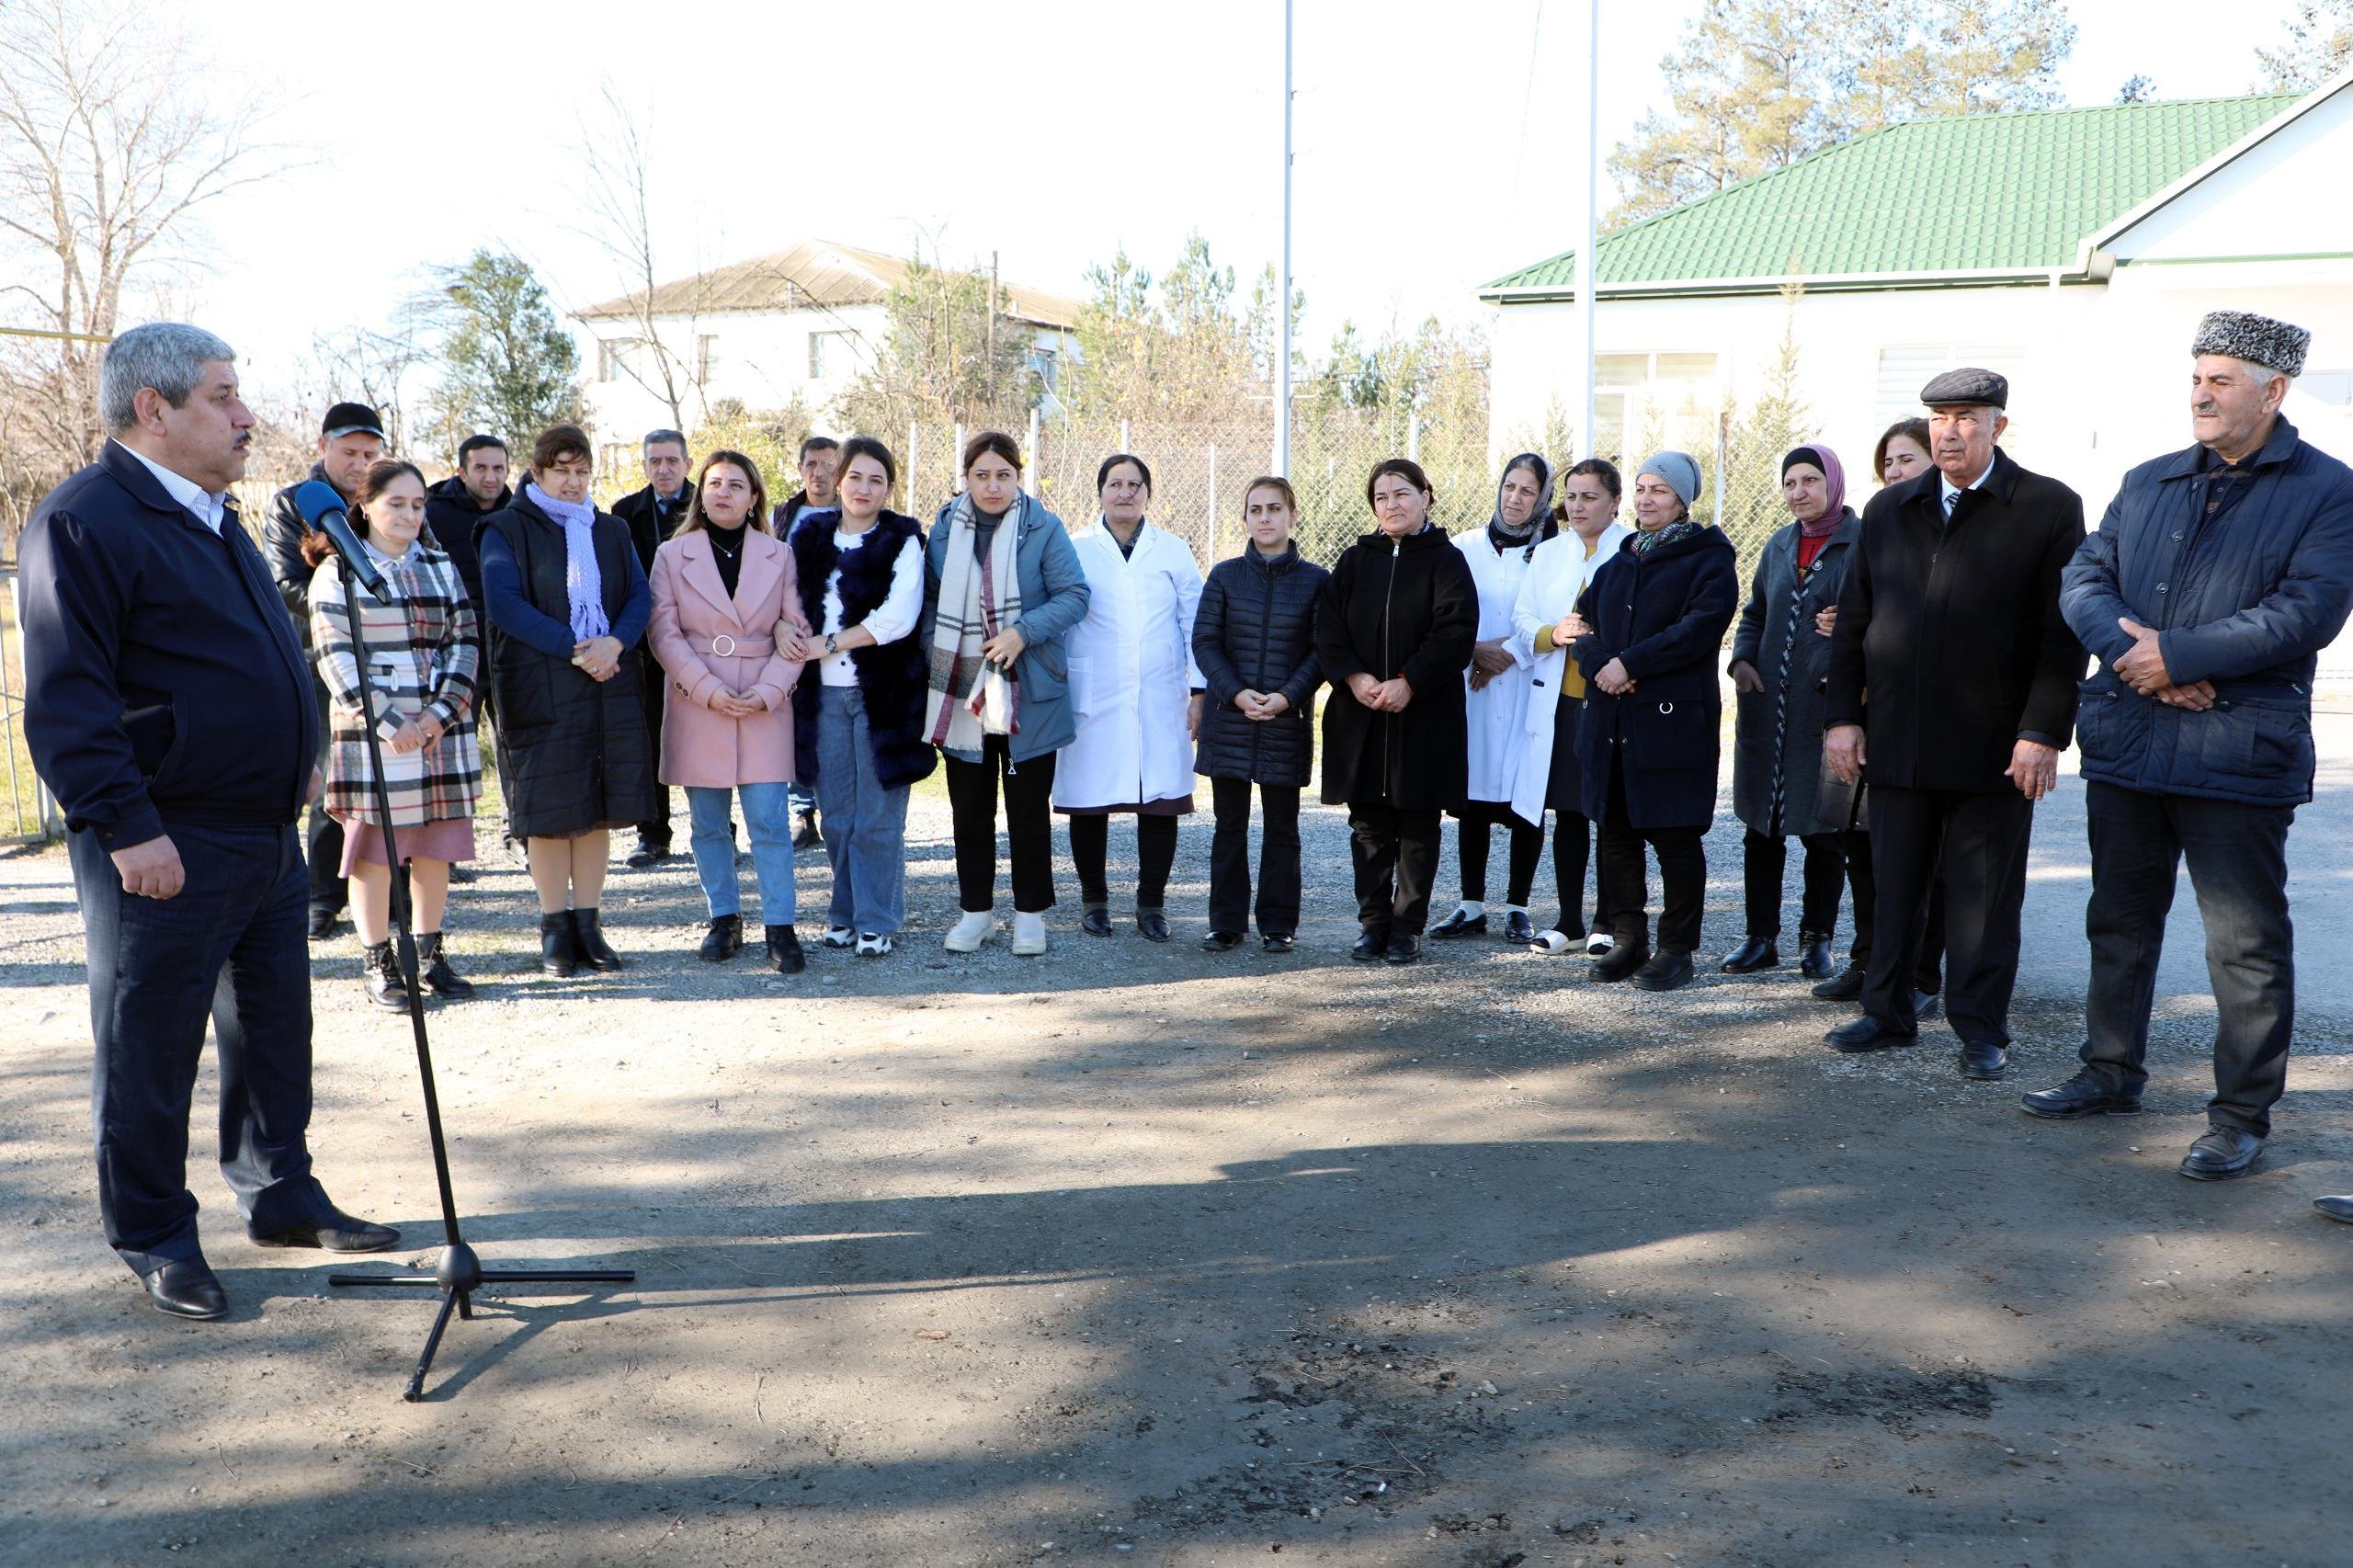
[1192,544,1330,786]
[264,462,335,649]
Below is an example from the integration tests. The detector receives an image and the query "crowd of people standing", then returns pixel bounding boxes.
[17,309,2353,1320]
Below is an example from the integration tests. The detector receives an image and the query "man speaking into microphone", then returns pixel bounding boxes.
[20,323,398,1321]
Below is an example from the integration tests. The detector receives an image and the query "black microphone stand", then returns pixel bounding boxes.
[313,539,631,1402]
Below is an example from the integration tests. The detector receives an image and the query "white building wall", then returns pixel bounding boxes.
[575,302,890,449]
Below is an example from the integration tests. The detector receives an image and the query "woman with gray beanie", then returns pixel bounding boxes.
[1566,450,1738,991]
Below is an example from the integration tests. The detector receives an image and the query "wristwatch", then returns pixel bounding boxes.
[824,632,838,655]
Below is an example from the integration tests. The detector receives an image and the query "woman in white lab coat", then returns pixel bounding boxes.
[1507,458,1633,955]
[1054,453,1206,943]
[1429,453,1558,947]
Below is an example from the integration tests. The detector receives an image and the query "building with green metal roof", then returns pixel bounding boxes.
[1481,80,2353,525]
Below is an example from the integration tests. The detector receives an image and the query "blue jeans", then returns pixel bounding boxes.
[814,685,911,934]
[70,821,331,1276]
[686,783,796,925]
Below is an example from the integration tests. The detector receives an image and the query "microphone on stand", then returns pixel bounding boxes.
[291,478,388,599]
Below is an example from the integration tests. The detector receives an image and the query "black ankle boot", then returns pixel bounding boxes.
[1797,929,1836,980]
[1593,940,1652,983]
[765,925,804,974]
[417,932,474,998]
[540,912,579,977]
[699,914,744,962]
[571,908,624,971]
[1721,935,1779,973]
[361,940,414,1012]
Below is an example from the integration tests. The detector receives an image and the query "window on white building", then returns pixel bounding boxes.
[697,334,720,381]
[597,340,624,382]
[808,330,854,380]
[1591,352,1721,464]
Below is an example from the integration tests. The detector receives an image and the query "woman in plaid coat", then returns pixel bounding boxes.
[307,459,483,1011]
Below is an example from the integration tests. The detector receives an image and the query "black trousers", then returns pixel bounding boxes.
[69,822,332,1277]
[1209,778,1302,936]
[637,648,672,848]
[1550,809,1594,937]
[1069,812,1180,909]
[1596,760,1706,952]
[1742,828,1846,937]
[1845,826,1947,991]
[1455,802,1544,906]
[303,670,346,914]
[2080,781,2297,1136]
[1860,785,2032,1042]
[944,737,1058,914]
[1347,801,1442,935]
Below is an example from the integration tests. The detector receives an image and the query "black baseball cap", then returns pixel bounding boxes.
[322,402,386,440]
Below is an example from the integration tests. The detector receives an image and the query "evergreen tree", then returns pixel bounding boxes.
[430,250,585,449]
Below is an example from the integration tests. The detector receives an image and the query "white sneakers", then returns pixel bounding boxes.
[822,926,855,949]
[855,932,893,958]
[942,911,1049,956]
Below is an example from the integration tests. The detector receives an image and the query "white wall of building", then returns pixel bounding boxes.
[574,306,1075,460]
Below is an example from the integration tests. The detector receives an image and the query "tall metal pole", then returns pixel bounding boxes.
[1278,0,1295,476]
[1577,0,1599,456]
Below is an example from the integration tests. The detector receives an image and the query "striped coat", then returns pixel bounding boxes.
[309,542,483,827]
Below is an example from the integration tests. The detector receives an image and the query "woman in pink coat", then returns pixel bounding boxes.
[647,449,811,971]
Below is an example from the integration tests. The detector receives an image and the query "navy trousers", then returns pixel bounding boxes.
[71,821,330,1277]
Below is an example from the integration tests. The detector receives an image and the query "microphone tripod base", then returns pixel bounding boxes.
[329,1250,636,1403]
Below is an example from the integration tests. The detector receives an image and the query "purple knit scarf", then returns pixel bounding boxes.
[527,483,609,640]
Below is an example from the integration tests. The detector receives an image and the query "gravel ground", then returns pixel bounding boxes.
[4,734,2350,1567]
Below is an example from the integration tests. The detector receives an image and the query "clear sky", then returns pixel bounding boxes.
[162,0,2303,395]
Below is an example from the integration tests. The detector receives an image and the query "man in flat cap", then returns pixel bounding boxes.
[2029,312,2353,1186]
[262,401,388,938]
[1825,369,2087,1081]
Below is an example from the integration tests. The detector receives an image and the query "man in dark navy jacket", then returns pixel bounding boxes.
[2032,312,2353,1186]
[1824,369,2087,1082]
[20,323,398,1321]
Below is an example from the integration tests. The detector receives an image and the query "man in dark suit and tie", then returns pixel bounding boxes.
[20,322,398,1320]
[1824,368,2087,1082]
[610,428,697,867]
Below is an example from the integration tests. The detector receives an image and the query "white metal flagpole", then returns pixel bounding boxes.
[1278,0,1295,476]
[1578,0,1599,457]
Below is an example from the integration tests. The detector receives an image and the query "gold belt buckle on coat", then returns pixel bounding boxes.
[710,633,737,657]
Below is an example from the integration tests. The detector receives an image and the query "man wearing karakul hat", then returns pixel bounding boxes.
[1823,366,2088,1082]
[2029,310,2353,1192]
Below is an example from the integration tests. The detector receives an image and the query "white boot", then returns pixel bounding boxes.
[1010,911,1048,957]
[944,910,995,953]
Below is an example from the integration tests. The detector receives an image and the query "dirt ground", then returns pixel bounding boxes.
[4,732,2350,1568]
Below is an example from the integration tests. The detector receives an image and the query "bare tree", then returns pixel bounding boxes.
[0,0,278,509]
[567,85,707,434]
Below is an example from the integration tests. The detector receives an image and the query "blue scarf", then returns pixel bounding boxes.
[527,483,608,640]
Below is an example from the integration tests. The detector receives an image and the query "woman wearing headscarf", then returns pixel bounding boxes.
[476,423,656,977]
[1722,443,1862,981]
[1569,450,1738,992]
[1317,458,1480,966]
[1430,453,1557,945]
[1054,453,1206,944]
[1508,458,1633,955]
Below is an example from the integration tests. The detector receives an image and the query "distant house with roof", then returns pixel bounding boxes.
[574,239,1082,462]
[1481,80,2353,516]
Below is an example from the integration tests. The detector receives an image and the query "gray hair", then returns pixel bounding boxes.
[2242,360,2285,391]
[642,427,688,456]
[99,323,236,432]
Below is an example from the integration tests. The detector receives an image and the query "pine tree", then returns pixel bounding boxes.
[430,250,585,449]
